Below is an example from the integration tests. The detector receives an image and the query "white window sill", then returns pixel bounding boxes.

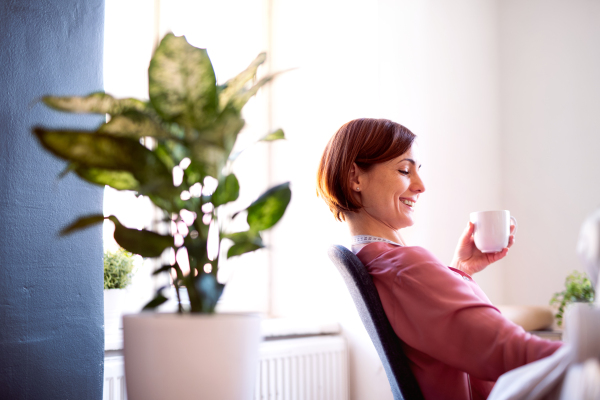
[105,329,124,351]
[105,317,341,351]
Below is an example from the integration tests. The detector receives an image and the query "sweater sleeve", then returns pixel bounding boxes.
[363,245,562,382]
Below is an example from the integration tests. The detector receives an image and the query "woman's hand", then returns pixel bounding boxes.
[450,222,515,276]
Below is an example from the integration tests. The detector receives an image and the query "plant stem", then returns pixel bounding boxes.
[172,263,185,314]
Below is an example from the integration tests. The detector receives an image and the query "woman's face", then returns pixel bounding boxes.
[355,145,425,230]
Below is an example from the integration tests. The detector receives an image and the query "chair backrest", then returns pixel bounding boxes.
[328,245,424,400]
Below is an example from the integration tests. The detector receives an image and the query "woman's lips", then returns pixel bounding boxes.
[400,198,415,207]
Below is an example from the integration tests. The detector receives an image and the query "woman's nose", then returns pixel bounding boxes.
[411,174,426,193]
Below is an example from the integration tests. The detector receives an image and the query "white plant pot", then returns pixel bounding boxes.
[104,289,126,334]
[123,313,261,400]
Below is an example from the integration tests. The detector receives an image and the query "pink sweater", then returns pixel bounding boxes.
[356,243,562,400]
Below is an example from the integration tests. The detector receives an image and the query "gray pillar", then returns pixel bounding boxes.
[0,1,105,398]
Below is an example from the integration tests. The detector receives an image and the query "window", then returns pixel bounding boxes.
[103,0,272,314]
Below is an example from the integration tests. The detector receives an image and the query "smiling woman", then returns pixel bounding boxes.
[347,145,425,239]
[316,119,417,222]
[317,118,563,400]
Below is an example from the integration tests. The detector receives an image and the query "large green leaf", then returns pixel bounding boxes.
[60,214,106,236]
[98,110,172,140]
[216,107,245,155]
[74,167,140,191]
[33,128,175,199]
[42,92,146,115]
[110,217,174,258]
[247,182,291,232]
[187,106,245,176]
[152,264,174,276]
[218,53,266,110]
[260,128,285,142]
[60,214,173,258]
[211,173,239,207]
[229,73,281,112]
[143,291,169,310]
[229,129,286,162]
[154,141,190,172]
[223,230,264,258]
[34,128,154,170]
[149,33,218,130]
[190,141,227,179]
[227,242,264,258]
[197,105,245,152]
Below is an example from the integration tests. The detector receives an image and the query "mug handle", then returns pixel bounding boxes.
[510,216,518,236]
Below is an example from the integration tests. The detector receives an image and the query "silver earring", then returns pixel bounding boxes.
[356,187,360,191]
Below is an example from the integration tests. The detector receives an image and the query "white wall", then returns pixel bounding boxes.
[499,0,600,305]
[268,1,502,398]
[267,1,600,398]
[405,0,505,304]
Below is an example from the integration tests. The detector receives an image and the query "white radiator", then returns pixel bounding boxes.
[255,336,349,400]
[103,355,127,400]
[103,335,348,400]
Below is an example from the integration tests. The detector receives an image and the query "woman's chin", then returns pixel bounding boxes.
[394,218,415,229]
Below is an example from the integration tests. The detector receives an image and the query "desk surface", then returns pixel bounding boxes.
[529,330,562,341]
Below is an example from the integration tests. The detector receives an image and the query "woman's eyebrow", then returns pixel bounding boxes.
[397,158,422,168]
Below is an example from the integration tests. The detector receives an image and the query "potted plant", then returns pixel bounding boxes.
[550,270,595,327]
[103,248,134,338]
[32,33,291,399]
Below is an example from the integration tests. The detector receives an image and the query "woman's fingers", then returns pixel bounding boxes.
[510,223,516,234]
[498,248,509,261]
[462,222,474,245]
[456,222,474,251]
[488,247,509,263]
[507,234,515,248]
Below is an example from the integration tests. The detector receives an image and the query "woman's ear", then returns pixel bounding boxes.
[348,162,363,191]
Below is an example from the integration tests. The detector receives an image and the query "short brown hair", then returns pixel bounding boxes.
[316,118,416,221]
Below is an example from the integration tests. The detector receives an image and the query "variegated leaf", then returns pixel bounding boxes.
[218,53,266,110]
[43,92,146,115]
[149,33,218,130]
[98,111,172,139]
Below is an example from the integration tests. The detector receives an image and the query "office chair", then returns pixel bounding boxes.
[328,244,424,400]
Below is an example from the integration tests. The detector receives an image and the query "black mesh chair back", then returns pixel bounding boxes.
[328,244,424,400]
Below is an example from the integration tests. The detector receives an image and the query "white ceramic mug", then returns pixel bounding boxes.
[469,210,517,253]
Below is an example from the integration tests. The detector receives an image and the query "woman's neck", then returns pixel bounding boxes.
[345,210,405,246]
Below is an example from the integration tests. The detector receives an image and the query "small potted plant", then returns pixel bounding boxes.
[550,270,595,327]
[103,248,134,337]
[32,33,291,399]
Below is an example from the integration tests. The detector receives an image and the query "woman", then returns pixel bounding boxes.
[316,118,562,400]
